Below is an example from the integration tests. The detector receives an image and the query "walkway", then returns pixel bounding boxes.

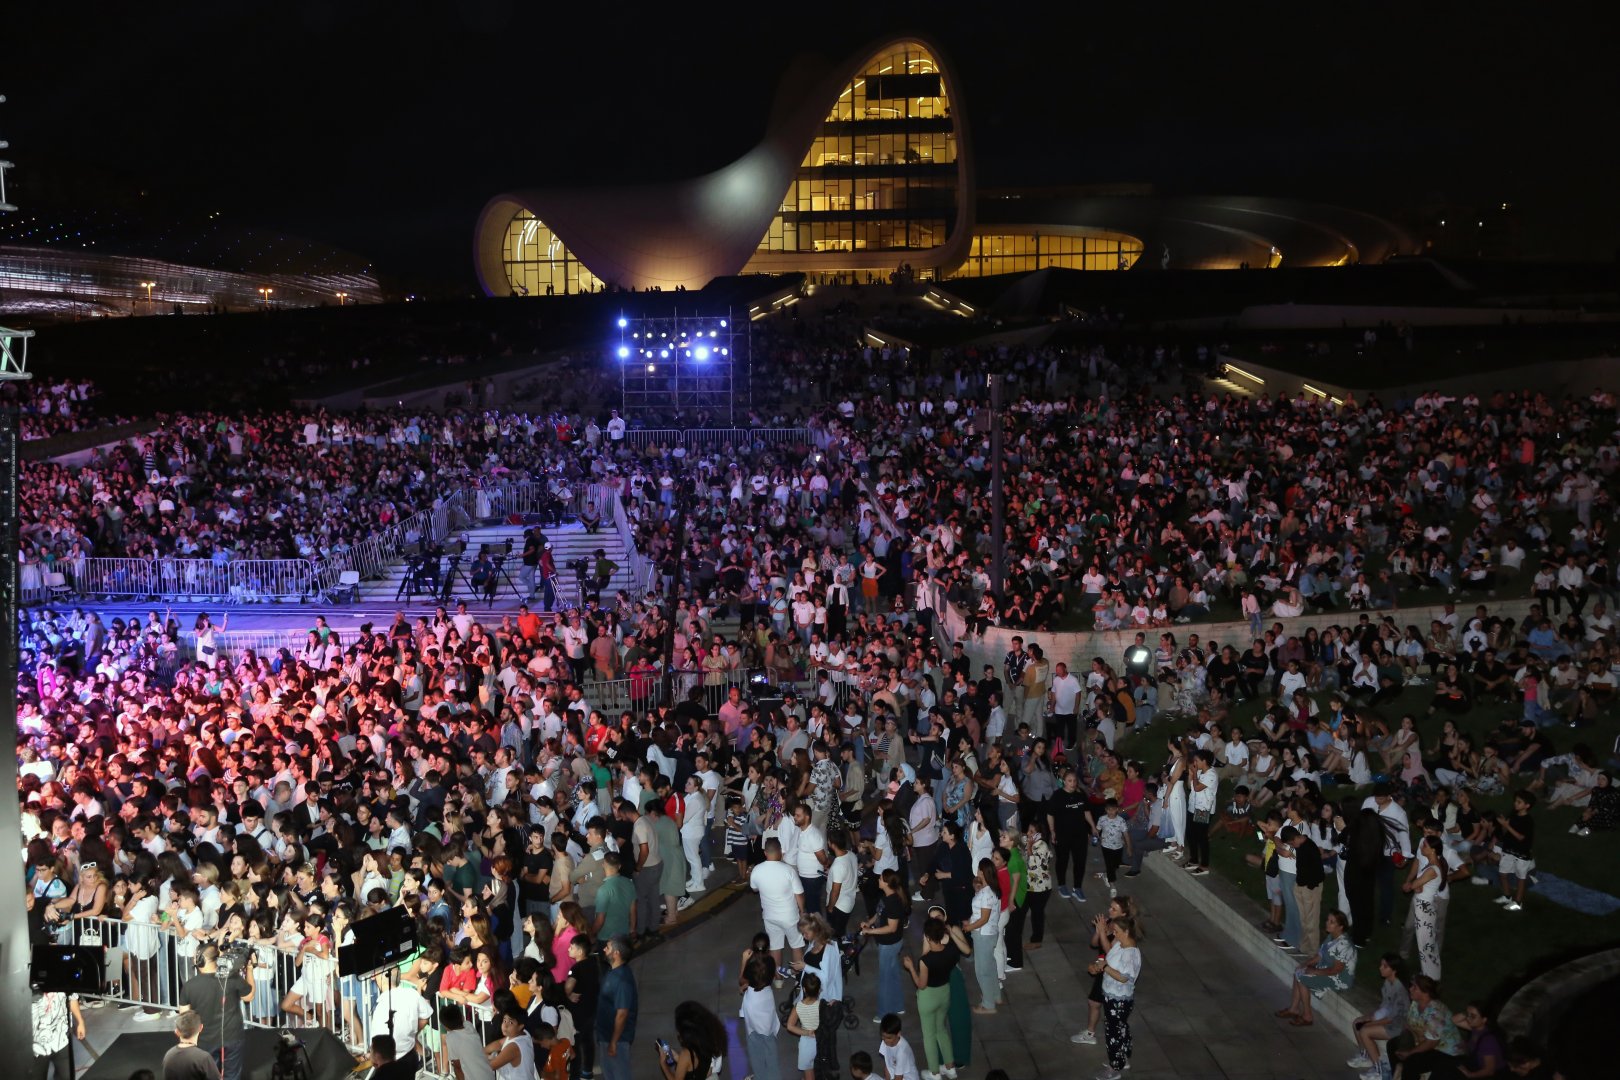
[633,853,1363,1080]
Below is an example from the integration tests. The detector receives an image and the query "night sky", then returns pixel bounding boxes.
[6,3,1616,289]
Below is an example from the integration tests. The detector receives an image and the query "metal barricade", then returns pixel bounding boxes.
[624,427,683,451]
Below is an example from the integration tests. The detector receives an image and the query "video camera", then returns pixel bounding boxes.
[218,938,255,979]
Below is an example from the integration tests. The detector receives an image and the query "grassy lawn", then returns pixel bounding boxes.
[1114,685,1620,1009]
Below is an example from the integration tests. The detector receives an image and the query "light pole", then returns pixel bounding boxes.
[140,280,155,313]
[335,291,348,306]
[257,286,273,310]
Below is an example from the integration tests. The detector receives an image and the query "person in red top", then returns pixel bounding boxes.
[516,605,542,644]
[437,944,480,1003]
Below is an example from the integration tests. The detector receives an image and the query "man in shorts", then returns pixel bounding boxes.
[748,837,805,979]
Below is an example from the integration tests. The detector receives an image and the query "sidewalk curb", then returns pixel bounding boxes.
[1143,854,1373,1045]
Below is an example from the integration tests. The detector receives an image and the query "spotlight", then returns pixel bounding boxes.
[720,319,727,327]
[660,349,669,359]
[617,346,630,359]
[710,330,718,338]
[694,346,709,361]
[680,331,687,338]
[661,332,667,338]
[646,364,656,373]
[616,317,627,328]
[720,348,728,356]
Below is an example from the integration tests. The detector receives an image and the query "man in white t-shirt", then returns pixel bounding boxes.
[779,804,828,914]
[1047,661,1084,750]
[749,838,805,972]
[824,831,860,937]
[369,955,439,1067]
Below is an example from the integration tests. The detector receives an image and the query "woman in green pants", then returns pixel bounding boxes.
[901,913,974,1080]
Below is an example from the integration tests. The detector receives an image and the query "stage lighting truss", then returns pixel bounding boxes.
[614,307,747,423]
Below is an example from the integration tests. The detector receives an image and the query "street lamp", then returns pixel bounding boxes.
[139,280,156,312]
[257,286,273,310]
[335,291,348,306]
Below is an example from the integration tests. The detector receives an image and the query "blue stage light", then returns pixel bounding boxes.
[617,317,627,328]
[660,349,670,359]
[694,346,710,361]
[617,346,630,359]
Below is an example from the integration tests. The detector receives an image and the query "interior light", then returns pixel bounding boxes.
[617,346,630,359]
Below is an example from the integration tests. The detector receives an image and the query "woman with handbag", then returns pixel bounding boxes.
[1185,750,1219,874]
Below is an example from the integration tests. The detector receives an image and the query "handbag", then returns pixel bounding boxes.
[1192,809,1212,824]
[79,923,103,947]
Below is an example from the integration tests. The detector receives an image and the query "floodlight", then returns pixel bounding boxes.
[694,346,710,361]
[709,330,717,338]
[660,349,669,359]
[617,346,630,359]
[616,317,627,328]
[720,348,728,356]
[720,319,727,327]
[646,364,656,373]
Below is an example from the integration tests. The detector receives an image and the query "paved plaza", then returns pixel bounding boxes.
[630,859,1361,1080]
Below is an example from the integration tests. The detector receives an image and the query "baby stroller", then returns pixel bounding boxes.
[776,934,866,1029]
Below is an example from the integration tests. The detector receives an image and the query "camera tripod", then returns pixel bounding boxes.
[440,554,528,607]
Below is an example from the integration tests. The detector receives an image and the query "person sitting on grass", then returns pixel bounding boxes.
[1212,785,1254,836]
[1275,909,1356,1028]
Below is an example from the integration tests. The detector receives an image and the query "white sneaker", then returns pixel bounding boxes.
[1095,1068,1123,1080]
[921,1072,941,1080]
[1493,895,1511,905]
[1346,1054,1373,1069]
[1109,885,1118,898]
[677,896,695,911]
[1570,824,1583,835]
[1071,1030,1097,1045]
[1505,901,1523,912]
[942,1068,959,1080]
[1359,1070,1385,1080]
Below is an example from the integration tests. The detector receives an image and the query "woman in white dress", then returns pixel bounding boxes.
[1162,742,1188,858]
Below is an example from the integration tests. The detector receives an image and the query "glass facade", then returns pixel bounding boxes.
[500,210,602,296]
[748,42,960,264]
[947,230,1144,278]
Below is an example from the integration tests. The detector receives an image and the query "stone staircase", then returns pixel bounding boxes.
[353,521,644,613]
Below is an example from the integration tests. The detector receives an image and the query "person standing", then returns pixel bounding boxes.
[30,989,85,1080]
[825,831,860,938]
[1093,915,1143,1080]
[621,800,663,945]
[740,953,782,1080]
[1020,645,1052,737]
[1287,826,1326,958]
[1402,835,1447,980]
[595,937,638,1080]
[858,870,910,1021]
[1048,662,1084,754]
[900,916,971,1080]
[1051,769,1094,900]
[1003,638,1029,727]
[782,804,829,915]
[163,1011,220,1080]
[369,953,440,1074]
[177,944,255,1080]
[750,838,807,974]
[1185,750,1218,875]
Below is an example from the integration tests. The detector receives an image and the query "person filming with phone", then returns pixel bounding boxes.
[654,1001,727,1080]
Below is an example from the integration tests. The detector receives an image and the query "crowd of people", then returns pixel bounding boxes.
[18,315,1603,1080]
[3,375,128,441]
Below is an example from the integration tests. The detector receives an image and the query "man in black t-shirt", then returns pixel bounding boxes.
[164,1010,221,1080]
[177,944,254,1080]
[1050,769,1096,900]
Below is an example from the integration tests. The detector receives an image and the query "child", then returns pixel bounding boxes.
[785,972,822,1080]
[849,1050,874,1080]
[534,1020,572,1080]
[1243,810,1285,934]
[738,931,772,995]
[1213,785,1254,836]
[1496,790,1537,912]
[1094,799,1131,898]
[725,795,752,878]
[741,952,781,1080]
[876,1013,920,1080]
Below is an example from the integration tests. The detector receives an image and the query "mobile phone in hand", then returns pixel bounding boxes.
[656,1038,677,1068]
